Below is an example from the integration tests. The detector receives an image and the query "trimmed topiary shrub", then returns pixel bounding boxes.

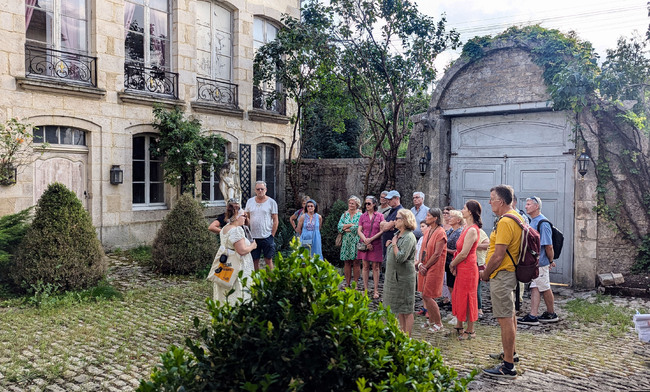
[12,183,106,292]
[321,199,347,266]
[137,242,473,391]
[151,194,217,275]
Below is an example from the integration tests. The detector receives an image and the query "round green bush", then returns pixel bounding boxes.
[321,199,348,266]
[12,183,106,292]
[137,244,473,391]
[151,194,217,275]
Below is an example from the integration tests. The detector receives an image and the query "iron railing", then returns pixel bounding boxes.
[124,63,179,99]
[196,77,238,107]
[253,86,286,115]
[25,44,97,87]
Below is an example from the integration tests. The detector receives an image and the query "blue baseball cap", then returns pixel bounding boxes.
[386,190,400,199]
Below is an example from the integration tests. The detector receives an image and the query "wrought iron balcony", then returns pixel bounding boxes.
[124,63,178,99]
[196,77,238,107]
[25,44,97,87]
[253,86,286,115]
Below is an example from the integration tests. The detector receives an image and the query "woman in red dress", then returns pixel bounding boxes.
[449,200,482,340]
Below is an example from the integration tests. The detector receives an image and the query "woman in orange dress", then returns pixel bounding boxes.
[416,208,447,332]
[449,200,482,340]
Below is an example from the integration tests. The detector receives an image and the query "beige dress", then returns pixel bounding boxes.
[211,225,254,305]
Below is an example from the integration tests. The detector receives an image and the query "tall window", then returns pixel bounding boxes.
[26,0,88,53]
[196,2,232,81]
[256,144,276,199]
[124,0,170,70]
[253,17,280,108]
[133,135,164,206]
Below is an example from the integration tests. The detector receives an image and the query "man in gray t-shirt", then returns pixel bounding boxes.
[245,181,278,270]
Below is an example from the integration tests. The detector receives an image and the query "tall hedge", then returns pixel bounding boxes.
[12,183,106,292]
[151,194,217,275]
[138,243,473,391]
[321,199,348,266]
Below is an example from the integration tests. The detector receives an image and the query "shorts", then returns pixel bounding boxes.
[530,265,551,292]
[489,270,517,318]
[251,235,275,260]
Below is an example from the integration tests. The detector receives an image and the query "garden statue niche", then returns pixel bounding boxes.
[219,152,242,202]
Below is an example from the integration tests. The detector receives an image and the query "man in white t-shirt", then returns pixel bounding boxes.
[245,181,278,270]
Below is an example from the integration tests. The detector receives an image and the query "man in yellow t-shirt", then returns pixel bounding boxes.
[480,184,523,379]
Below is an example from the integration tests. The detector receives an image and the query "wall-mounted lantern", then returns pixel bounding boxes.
[577,149,590,178]
[419,146,432,176]
[110,165,124,185]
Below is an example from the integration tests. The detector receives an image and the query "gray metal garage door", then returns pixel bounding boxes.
[449,111,574,285]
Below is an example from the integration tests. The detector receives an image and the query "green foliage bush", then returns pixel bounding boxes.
[0,207,32,278]
[138,242,472,391]
[12,183,106,292]
[321,199,348,266]
[151,194,217,275]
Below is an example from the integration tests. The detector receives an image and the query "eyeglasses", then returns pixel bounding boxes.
[442,211,450,215]
[395,217,403,220]
[365,202,372,205]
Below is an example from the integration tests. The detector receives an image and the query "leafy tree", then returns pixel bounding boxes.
[324,0,459,194]
[12,183,106,292]
[0,208,32,282]
[151,193,217,275]
[151,106,227,192]
[254,4,345,205]
[138,242,473,391]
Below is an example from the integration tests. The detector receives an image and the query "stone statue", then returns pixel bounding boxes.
[219,152,242,202]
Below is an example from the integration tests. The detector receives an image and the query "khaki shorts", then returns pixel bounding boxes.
[490,270,517,318]
[530,265,551,292]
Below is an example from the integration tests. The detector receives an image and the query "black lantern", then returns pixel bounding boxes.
[419,146,432,176]
[577,149,589,178]
[110,165,123,185]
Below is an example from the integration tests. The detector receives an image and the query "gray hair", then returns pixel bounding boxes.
[255,180,267,187]
[380,190,389,196]
[348,195,362,208]
[413,191,425,201]
[527,196,543,211]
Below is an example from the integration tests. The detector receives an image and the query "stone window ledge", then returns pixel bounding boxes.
[191,101,244,119]
[118,91,184,108]
[16,77,106,99]
[248,109,290,124]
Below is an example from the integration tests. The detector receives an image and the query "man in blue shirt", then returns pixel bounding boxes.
[517,196,559,325]
[380,190,403,257]
[410,191,429,239]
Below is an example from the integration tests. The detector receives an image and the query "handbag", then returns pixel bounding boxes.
[357,212,376,252]
[207,246,242,289]
[335,233,342,247]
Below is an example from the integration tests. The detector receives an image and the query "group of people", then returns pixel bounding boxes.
[207,182,559,380]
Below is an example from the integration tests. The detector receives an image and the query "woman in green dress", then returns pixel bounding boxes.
[338,196,362,287]
[383,208,417,335]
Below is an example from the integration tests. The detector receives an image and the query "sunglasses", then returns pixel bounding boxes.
[365,202,372,205]
[255,188,265,191]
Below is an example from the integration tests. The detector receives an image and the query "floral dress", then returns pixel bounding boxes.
[338,210,362,261]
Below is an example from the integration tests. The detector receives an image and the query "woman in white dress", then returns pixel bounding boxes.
[212,204,256,305]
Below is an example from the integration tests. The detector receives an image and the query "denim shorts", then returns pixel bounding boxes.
[251,235,275,260]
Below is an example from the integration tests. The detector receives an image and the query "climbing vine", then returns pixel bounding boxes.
[463,26,650,271]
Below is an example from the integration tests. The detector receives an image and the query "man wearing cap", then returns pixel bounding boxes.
[380,190,403,257]
[410,191,429,239]
[518,196,559,325]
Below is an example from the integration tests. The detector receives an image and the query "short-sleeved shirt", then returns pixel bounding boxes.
[382,204,403,254]
[530,214,553,267]
[486,209,523,279]
[411,205,429,239]
[476,228,489,268]
[245,197,278,239]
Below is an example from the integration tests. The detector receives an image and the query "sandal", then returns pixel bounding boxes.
[454,327,464,335]
[428,323,443,333]
[458,331,476,341]
[373,292,380,299]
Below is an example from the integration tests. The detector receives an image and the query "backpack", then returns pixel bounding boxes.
[535,219,564,259]
[501,214,540,283]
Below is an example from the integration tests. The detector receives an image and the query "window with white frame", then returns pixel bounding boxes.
[132,135,164,206]
[253,17,283,112]
[196,1,232,82]
[256,144,276,200]
[201,144,229,205]
[124,0,171,70]
[26,0,89,53]
[34,126,86,146]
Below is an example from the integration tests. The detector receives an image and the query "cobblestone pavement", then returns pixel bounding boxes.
[0,255,649,391]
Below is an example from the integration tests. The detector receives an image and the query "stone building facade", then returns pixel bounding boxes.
[0,0,299,249]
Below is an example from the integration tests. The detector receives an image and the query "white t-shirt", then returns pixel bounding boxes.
[245,197,278,239]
